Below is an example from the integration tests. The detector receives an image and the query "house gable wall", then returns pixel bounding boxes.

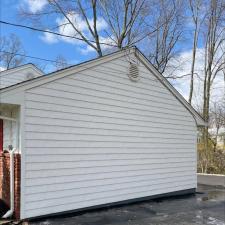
[21,55,197,219]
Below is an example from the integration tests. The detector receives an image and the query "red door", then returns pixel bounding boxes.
[0,119,3,152]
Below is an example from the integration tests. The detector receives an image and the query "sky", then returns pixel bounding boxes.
[0,0,99,71]
[0,0,224,105]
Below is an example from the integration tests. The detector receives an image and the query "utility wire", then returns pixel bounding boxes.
[0,50,61,63]
[0,48,134,66]
[0,50,134,67]
[0,20,117,47]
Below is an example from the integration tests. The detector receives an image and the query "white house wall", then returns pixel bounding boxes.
[22,56,197,219]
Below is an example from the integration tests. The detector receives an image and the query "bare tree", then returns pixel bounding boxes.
[202,0,225,123]
[209,100,225,151]
[147,0,184,74]
[99,0,150,48]
[20,0,104,56]
[201,0,225,173]
[54,55,69,70]
[188,0,204,104]
[20,0,153,56]
[0,34,26,69]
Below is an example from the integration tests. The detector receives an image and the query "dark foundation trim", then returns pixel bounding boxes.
[26,188,196,221]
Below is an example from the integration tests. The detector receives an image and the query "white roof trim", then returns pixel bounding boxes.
[0,47,205,126]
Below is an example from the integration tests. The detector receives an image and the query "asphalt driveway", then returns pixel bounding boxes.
[28,184,225,225]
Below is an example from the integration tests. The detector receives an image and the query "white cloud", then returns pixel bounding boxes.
[40,31,59,44]
[56,12,108,43]
[59,13,107,33]
[79,36,115,55]
[40,12,111,54]
[24,0,47,13]
[79,45,95,55]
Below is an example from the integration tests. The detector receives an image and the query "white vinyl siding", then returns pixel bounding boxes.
[22,56,197,218]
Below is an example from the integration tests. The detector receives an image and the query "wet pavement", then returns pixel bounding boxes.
[29,184,225,225]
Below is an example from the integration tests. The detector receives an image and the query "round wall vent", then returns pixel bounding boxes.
[128,63,139,82]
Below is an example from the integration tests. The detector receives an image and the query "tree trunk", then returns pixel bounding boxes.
[188,23,198,104]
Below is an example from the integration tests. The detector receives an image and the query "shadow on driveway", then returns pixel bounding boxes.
[29,184,225,225]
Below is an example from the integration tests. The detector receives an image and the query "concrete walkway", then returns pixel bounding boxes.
[29,184,225,225]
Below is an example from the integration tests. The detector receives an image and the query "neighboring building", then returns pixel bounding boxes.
[0,47,205,220]
[0,64,43,89]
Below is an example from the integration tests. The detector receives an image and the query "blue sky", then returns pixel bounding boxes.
[0,0,196,72]
[0,0,98,72]
[0,0,195,71]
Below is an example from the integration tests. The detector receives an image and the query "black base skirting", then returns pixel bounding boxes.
[27,188,196,221]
